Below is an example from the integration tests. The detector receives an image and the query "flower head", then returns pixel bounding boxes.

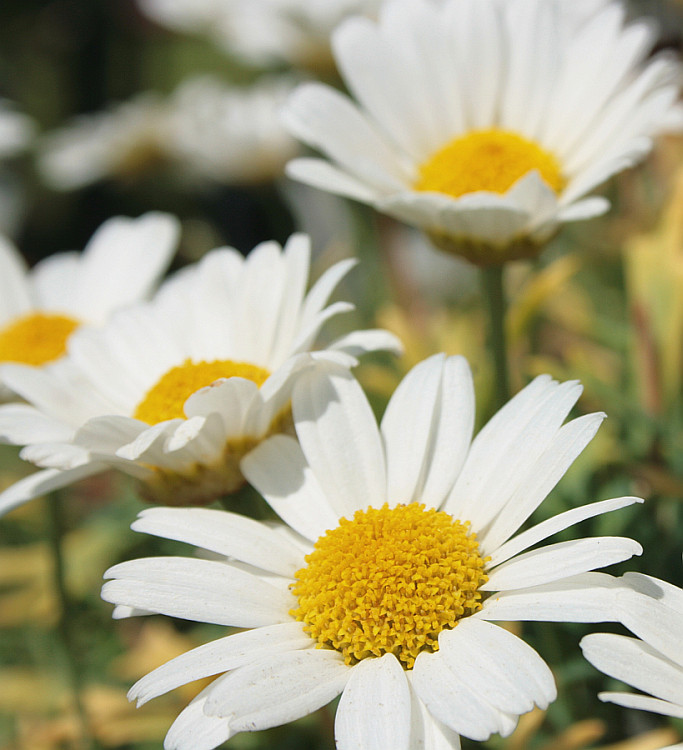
[581,567,683,722]
[0,233,400,513]
[0,213,178,370]
[283,0,683,264]
[103,355,642,749]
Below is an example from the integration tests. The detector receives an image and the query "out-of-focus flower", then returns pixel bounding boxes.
[164,76,299,184]
[38,94,167,191]
[581,568,683,726]
[0,101,35,159]
[138,0,383,70]
[38,77,299,190]
[0,213,178,371]
[0,233,401,512]
[103,355,642,749]
[284,0,683,265]
[0,100,37,237]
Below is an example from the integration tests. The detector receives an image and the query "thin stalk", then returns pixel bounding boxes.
[480,265,511,410]
[46,494,94,750]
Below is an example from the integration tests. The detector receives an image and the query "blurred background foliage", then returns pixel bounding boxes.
[0,0,682,749]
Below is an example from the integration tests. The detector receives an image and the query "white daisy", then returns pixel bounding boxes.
[283,0,683,264]
[581,567,683,725]
[0,233,400,513]
[0,212,178,371]
[163,75,299,184]
[102,354,643,749]
[38,77,300,190]
[38,94,168,191]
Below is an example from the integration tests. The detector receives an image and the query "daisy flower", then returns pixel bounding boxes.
[39,77,300,190]
[0,212,178,371]
[164,75,299,184]
[0,233,400,513]
[102,354,642,749]
[581,567,683,727]
[283,0,683,264]
[38,94,168,191]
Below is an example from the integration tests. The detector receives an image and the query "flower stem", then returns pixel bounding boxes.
[46,494,94,750]
[480,265,511,410]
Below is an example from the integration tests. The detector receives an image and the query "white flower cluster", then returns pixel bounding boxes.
[38,76,299,190]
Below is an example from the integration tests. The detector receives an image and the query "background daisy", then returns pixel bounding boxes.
[283,0,683,263]
[0,212,178,370]
[0,233,400,512]
[102,354,643,749]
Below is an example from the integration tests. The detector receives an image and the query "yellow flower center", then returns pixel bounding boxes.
[291,503,489,670]
[0,312,80,365]
[415,128,565,198]
[134,359,271,425]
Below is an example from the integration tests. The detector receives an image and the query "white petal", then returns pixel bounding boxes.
[102,557,294,627]
[380,355,475,509]
[616,589,683,666]
[182,377,259,440]
[557,196,610,221]
[0,403,73,444]
[163,685,233,750]
[580,633,683,706]
[446,379,582,534]
[130,622,312,706]
[75,213,179,322]
[419,356,475,509]
[241,434,339,542]
[282,83,411,191]
[407,679,462,750]
[335,654,411,750]
[483,537,642,591]
[132,507,304,577]
[0,464,105,516]
[328,329,403,359]
[31,252,82,313]
[597,692,683,719]
[0,235,31,323]
[266,233,312,367]
[292,367,386,518]
[488,496,641,567]
[621,572,683,614]
[204,649,350,731]
[481,413,607,552]
[382,354,449,507]
[478,572,627,623]
[437,619,556,715]
[286,158,378,203]
[412,648,517,741]
[443,375,556,520]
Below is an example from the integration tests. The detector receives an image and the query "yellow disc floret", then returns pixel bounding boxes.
[291,503,489,670]
[0,312,80,365]
[134,358,270,425]
[415,128,565,198]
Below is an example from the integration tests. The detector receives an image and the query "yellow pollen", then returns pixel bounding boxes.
[291,503,489,670]
[133,358,270,425]
[0,312,80,365]
[415,128,565,198]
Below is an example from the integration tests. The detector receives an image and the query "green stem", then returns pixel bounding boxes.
[46,494,94,750]
[480,265,511,410]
